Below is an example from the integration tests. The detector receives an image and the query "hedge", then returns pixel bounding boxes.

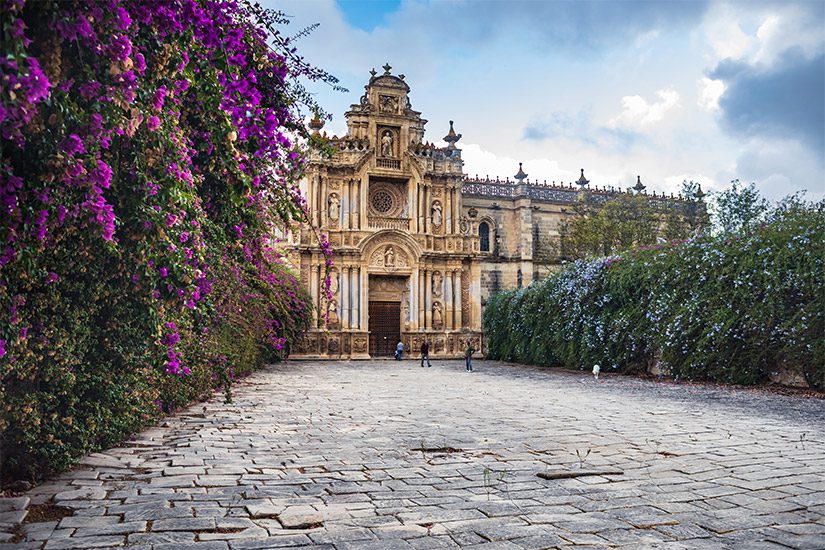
[484,200,825,389]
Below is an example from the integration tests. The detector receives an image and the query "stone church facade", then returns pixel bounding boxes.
[288,66,687,359]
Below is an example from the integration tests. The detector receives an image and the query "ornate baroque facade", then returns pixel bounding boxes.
[289,66,692,359]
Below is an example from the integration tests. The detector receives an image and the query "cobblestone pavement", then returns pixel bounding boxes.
[3,360,825,549]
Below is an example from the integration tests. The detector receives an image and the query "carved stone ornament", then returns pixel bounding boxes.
[369,244,409,269]
[459,216,470,235]
[327,336,339,353]
[353,337,367,353]
[468,207,478,218]
[379,94,399,113]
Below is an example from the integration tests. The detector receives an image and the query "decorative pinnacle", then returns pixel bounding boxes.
[695,183,706,200]
[443,120,462,146]
[633,175,646,192]
[576,168,590,188]
[369,68,377,77]
[382,63,392,75]
[514,162,528,183]
[308,113,324,134]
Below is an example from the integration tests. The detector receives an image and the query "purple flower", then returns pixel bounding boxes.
[46,271,59,284]
[115,6,132,30]
[62,134,85,156]
[152,86,167,110]
[146,115,160,131]
[179,231,189,243]
[91,160,113,189]
[134,52,146,73]
[0,339,5,358]
[159,267,168,277]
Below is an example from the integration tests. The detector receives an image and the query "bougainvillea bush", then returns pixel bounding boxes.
[0,0,332,481]
[485,199,825,390]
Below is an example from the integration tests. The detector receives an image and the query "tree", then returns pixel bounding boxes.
[711,180,769,234]
[663,180,709,241]
[560,192,658,259]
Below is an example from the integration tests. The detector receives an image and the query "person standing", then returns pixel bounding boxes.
[465,343,474,372]
[420,340,431,368]
[395,340,404,361]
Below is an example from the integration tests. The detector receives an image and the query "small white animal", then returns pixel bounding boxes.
[592,364,600,380]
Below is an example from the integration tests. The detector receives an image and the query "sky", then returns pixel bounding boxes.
[268,0,825,201]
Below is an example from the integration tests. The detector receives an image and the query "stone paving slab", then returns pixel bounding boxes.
[3,360,824,549]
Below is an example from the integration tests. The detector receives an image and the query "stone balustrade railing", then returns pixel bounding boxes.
[368,216,411,230]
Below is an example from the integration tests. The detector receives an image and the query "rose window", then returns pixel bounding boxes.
[371,190,394,214]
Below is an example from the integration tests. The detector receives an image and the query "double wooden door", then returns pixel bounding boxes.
[368,301,401,358]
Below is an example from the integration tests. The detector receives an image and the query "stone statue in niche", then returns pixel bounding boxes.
[431,201,443,228]
[384,245,395,267]
[432,271,443,297]
[402,298,410,330]
[328,193,340,222]
[432,301,443,329]
[329,270,339,296]
[381,130,393,157]
[327,300,339,328]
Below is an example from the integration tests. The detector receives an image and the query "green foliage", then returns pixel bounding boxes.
[560,183,711,261]
[711,180,770,234]
[485,200,825,389]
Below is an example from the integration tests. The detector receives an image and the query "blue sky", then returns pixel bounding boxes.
[271,0,825,201]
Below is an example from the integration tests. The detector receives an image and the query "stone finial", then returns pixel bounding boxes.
[308,113,324,134]
[369,68,377,77]
[633,175,646,193]
[576,168,590,189]
[382,63,392,75]
[695,183,706,200]
[514,162,528,183]
[443,120,462,147]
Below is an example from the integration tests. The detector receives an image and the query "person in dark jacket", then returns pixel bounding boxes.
[420,340,431,368]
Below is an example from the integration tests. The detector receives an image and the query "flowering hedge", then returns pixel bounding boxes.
[1,1,330,481]
[485,200,825,389]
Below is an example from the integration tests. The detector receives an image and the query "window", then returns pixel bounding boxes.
[479,222,490,252]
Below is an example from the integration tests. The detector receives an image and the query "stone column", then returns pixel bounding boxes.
[341,180,350,230]
[445,269,454,329]
[411,268,419,330]
[310,264,319,326]
[454,269,462,329]
[424,269,432,330]
[445,186,452,235]
[423,184,429,234]
[359,178,367,230]
[351,179,359,230]
[341,266,350,329]
[418,269,425,331]
[319,177,327,229]
[361,268,368,330]
[453,186,460,234]
[352,267,360,329]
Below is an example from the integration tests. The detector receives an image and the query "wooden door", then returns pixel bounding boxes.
[369,301,401,358]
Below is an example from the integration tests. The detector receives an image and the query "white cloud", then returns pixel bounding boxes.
[704,6,753,60]
[697,77,725,112]
[702,3,825,68]
[608,88,680,130]
[460,144,576,185]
